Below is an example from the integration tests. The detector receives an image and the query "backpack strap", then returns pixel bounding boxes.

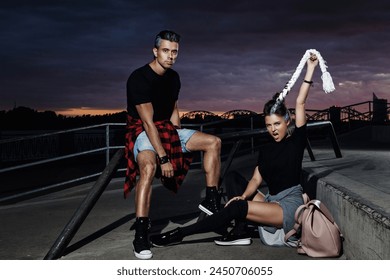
[302,193,310,204]
[307,200,335,223]
[284,193,310,242]
[284,203,308,242]
[284,223,298,242]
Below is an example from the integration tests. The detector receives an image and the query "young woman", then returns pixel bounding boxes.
[150,54,319,247]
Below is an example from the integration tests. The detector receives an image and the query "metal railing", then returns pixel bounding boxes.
[217,121,342,160]
[0,123,126,203]
[181,115,257,163]
[0,116,258,203]
[0,119,341,204]
[0,123,126,171]
[43,120,341,259]
[306,100,390,122]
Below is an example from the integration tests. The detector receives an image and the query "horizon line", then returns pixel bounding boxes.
[2,98,384,118]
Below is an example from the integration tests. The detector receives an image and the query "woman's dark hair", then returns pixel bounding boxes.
[263,93,288,117]
[154,30,181,48]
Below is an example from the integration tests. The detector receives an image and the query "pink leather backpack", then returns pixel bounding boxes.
[285,198,344,258]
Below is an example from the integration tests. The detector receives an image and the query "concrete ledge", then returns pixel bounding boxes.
[372,125,390,143]
[302,167,390,260]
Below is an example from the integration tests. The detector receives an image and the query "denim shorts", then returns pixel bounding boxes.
[133,128,197,162]
[259,185,304,234]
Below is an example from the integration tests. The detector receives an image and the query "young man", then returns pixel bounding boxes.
[124,30,222,259]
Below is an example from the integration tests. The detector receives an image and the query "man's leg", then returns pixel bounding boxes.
[185,131,222,215]
[132,150,156,260]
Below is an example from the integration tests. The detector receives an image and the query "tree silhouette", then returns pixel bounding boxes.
[0,107,127,130]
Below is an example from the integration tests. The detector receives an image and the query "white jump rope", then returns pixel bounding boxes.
[271,49,335,114]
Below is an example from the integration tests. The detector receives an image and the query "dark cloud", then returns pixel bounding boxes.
[1,0,389,115]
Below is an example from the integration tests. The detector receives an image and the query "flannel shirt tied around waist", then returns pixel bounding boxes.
[124,115,193,198]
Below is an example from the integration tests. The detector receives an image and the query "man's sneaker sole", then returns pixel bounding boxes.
[214,238,252,246]
[198,204,214,216]
[133,245,153,259]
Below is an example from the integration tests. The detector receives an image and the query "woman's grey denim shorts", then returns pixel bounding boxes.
[261,185,304,234]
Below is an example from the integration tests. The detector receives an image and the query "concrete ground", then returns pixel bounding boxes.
[0,159,314,260]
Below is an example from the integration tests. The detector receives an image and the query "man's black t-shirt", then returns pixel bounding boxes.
[257,125,307,195]
[126,64,180,121]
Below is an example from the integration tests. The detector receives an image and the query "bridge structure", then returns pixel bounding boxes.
[219,109,258,119]
[180,110,217,119]
[181,109,260,121]
[180,98,389,123]
[305,100,390,122]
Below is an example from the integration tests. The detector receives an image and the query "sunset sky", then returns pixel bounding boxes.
[1,0,389,116]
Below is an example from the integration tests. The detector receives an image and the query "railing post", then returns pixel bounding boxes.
[250,116,254,154]
[306,138,315,161]
[105,124,110,166]
[44,148,124,260]
[200,124,204,167]
[369,101,372,121]
[328,123,343,158]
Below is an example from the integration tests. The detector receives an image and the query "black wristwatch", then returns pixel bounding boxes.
[158,155,170,165]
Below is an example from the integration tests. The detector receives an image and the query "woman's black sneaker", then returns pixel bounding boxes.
[214,229,251,246]
[150,228,184,247]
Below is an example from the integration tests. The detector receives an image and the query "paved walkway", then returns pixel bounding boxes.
[0,161,314,260]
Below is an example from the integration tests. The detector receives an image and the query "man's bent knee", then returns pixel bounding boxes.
[137,152,157,179]
[140,162,156,177]
[210,136,222,151]
[215,136,222,148]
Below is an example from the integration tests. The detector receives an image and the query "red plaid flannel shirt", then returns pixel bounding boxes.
[124,114,193,198]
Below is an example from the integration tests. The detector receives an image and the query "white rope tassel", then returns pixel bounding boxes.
[321,71,335,94]
[271,49,335,113]
[312,49,335,94]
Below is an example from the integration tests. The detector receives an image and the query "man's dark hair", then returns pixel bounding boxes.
[154,30,181,48]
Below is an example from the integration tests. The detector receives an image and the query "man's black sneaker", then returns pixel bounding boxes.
[214,230,252,246]
[150,228,184,247]
[132,217,152,259]
[133,238,153,259]
[198,190,221,215]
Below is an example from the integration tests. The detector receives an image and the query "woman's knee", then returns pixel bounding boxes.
[226,200,248,220]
